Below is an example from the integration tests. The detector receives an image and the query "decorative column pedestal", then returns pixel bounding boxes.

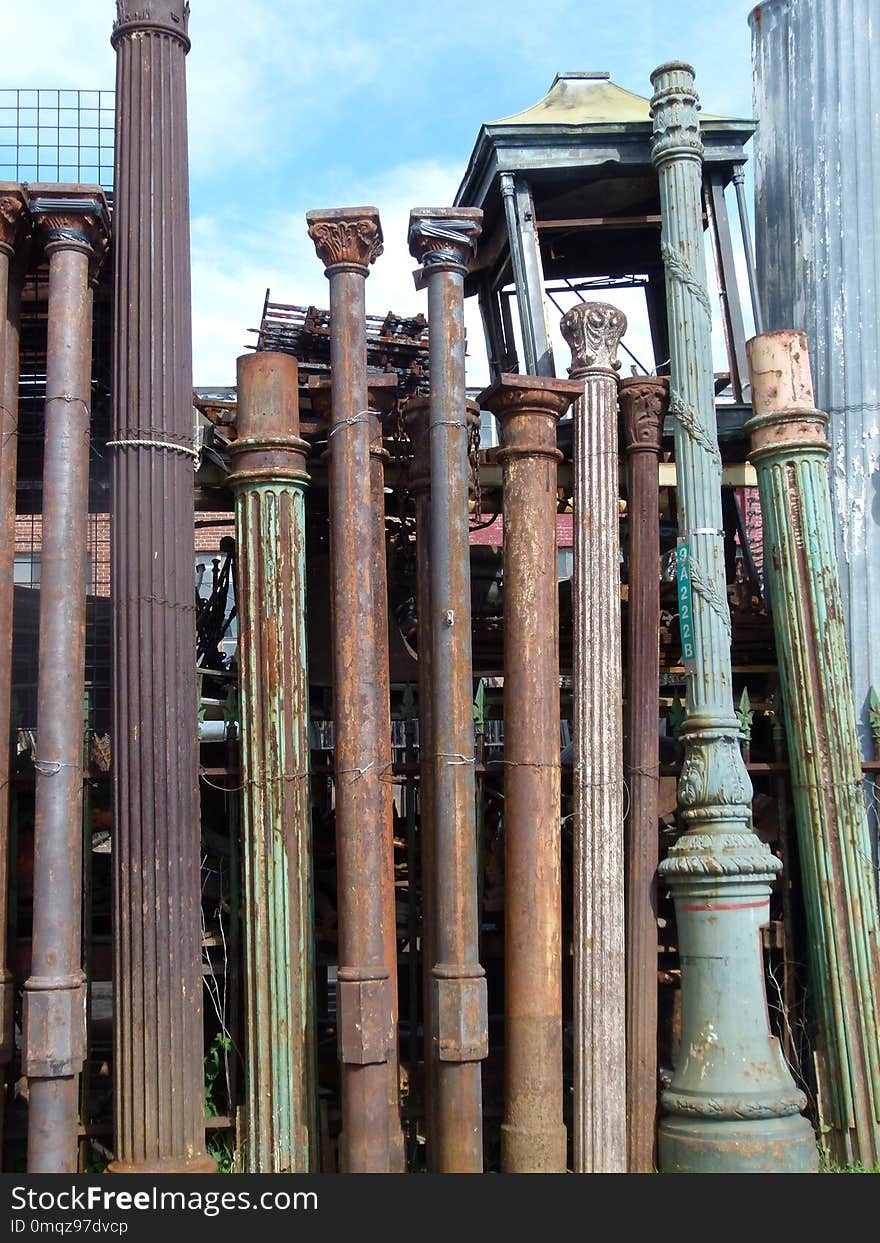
[229,351,316,1172]
[559,301,628,1173]
[409,210,487,1173]
[479,374,581,1173]
[109,1,213,1173]
[306,207,403,1173]
[619,376,668,1172]
[650,60,816,1173]
[23,192,108,1173]
[747,330,880,1167]
[0,186,26,1165]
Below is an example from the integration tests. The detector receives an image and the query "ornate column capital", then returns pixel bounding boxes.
[306,207,383,275]
[478,372,582,422]
[649,61,704,166]
[112,1,191,50]
[619,375,668,456]
[560,302,627,378]
[0,186,27,259]
[28,187,110,274]
[407,208,482,279]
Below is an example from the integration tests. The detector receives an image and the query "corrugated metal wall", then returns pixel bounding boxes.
[751,0,880,760]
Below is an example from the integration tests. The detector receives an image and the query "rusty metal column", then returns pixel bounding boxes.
[0,187,26,1166]
[559,302,628,1172]
[23,195,107,1172]
[229,351,316,1172]
[403,397,437,1165]
[650,61,816,1172]
[747,330,880,1168]
[480,374,581,1173]
[619,376,668,1172]
[408,209,488,1173]
[109,2,213,1173]
[306,207,403,1172]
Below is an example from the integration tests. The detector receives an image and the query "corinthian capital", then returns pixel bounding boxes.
[650,61,703,165]
[408,207,482,273]
[560,302,627,378]
[306,207,383,274]
[29,187,111,272]
[619,376,668,455]
[0,187,27,257]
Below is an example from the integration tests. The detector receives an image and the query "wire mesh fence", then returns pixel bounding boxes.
[0,88,114,189]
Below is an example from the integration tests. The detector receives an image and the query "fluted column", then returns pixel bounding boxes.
[23,193,108,1172]
[409,210,487,1173]
[0,186,27,1167]
[619,376,668,1172]
[560,302,627,1173]
[229,351,316,1172]
[109,1,212,1172]
[479,374,581,1173]
[747,330,880,1168]
[306,207,403,1172]
[650,60,816,1173]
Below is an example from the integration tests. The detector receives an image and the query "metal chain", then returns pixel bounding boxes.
[468,414,482,526]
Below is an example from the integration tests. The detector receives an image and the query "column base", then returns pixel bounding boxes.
[501,1121,567,1173]
[659,1113,818,1173]
[107,1154,217,1174]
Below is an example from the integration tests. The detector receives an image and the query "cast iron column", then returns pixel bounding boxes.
[650,61,816,1172]
[23,195,107,1172]
[229,351,316,1172]
[619,376,668,1172]
[306,207,403,1172]
[109,2,213,1172]
[747,330,880,1167]
[403,397,438,1166]
[408,209,488,1173]
[480,374,581,1173]
[559,302,628,1173]
[0,187,26,1166]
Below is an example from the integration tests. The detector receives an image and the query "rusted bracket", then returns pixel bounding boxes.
[337,971,394,1066]
[432,966,488,1062]
[22,975,86,1077]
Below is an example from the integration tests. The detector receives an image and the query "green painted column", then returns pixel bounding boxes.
[747,329,880,1168]
[650,62,816,1173]
[229,351,316,1171]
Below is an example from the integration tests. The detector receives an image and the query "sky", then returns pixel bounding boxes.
[5,1,758,386]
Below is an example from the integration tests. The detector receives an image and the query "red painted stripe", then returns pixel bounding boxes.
[681,901,768,912]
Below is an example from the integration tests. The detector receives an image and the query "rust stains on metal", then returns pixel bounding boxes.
[22,191,108,1173]
[479,372,580,1174]
[109,0,214,1173]
[409,209,488,1173]
[229,350,317,1171]
[306,207,403,1172]
[619,375,668,1172]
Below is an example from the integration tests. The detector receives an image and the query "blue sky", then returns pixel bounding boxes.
[7,1,757,384]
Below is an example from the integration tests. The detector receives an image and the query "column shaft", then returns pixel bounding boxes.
[620,376,668,1172]
[480,374,580,1173]
[24,202,105,1172]
[409,210,487,1173]
[650,60,816,1173]
[306,208,402,1172]
[0,188,26,1166]
[230,351,316,1171]
[560,302,627,1172]
[109,2,212,1172]
[747,330,880,1168]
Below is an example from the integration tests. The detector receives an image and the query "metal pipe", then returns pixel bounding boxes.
[650,60,816,1173]
[0,187,26,1167]
[23,200,104,1172]
[408,209,488,1173]
[306,207,403,1172]
[747,329,880,1167]
[109,1,213,1172]
[228,351,316,1171]
[731,169,763,335]
[479,373,581,1173]
[619,376,668,1171]
[559,302,628,1172]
